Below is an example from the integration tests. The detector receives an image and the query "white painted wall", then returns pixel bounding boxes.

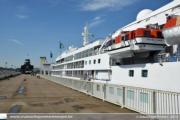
[111,62,180,93]
[83,53,110,70]
[96,70,109,80]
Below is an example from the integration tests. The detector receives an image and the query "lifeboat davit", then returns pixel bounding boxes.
[162,15,180,46]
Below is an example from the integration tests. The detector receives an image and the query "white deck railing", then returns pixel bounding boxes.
[39,74,180,115]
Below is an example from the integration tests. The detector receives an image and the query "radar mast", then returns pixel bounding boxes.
[82,21,92,46]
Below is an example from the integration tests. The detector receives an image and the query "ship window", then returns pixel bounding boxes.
[84,50,87,57]
[76,53,78,59]
[89,48,93,56]
[97,85,100,91]
[105,42,109,47]
[109,40,112,46]
[94,59,96,64]
[98,59,101,64]
[106,41,109,47]
[117,88,122,97]
[112,39,115,44]
[84,50,86,57]
[106,40,112,47]
[86,50,88,57]
[121,36,124,41]
[89,60,91,64]
[74,54,76,60]
[127,90,134,100]
[85,61,87,65]
[87,49,90,57]
[77,53,79,59]
[129,70,134,77]
[96,70,98,75]
[82,51,85,58]
[144,31,150,37]
[140,92,148,103]
[79,52,81,59]
[125,34,129,40]
[142,70,148,77]
[109,87,114,95]
[157,32,163,38]
[106,42,108,47]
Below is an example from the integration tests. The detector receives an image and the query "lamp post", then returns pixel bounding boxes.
[5,62,7,77]
[11,65,13,75]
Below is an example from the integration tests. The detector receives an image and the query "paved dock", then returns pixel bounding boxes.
[0,75,136,113]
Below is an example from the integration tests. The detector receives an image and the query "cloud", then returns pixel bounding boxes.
[9,39,24,45]
[16,15,28,19]
[78,0,139,11]
[88,15,106,28]
[89,19,105,28]
[94,16,101,20]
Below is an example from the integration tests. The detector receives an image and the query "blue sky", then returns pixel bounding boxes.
[0,0,173,68]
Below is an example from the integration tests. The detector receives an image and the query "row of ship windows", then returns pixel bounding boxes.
[97,86,148,103]
[129,70,148,77]
[85,59,101,65]
[56,48,94,63]
[74,48,94,60]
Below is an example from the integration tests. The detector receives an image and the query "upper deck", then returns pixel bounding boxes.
[55,39,104,64]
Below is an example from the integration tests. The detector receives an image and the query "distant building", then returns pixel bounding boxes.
[16,68,21,72]
[21,59,34,74]
[33,68,40,73]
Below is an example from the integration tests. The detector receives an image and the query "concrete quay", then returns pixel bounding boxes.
[0,74,135,113]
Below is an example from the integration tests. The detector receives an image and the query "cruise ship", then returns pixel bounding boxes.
[42,0,180,115]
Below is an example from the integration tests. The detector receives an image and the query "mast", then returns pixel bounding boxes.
[82,21,92,46]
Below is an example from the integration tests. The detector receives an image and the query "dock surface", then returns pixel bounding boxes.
[0,75,135,113]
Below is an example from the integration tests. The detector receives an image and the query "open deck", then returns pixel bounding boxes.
[0,74,135,113]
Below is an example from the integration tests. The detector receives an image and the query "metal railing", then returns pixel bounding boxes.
[158,53,171,63]
[53,64,84,70]
[39,74,180,115]
[158,52,180,63]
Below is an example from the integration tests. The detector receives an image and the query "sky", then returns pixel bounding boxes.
[0,0,173,68]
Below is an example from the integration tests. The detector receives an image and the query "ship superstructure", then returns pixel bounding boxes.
[53,0,180,91]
